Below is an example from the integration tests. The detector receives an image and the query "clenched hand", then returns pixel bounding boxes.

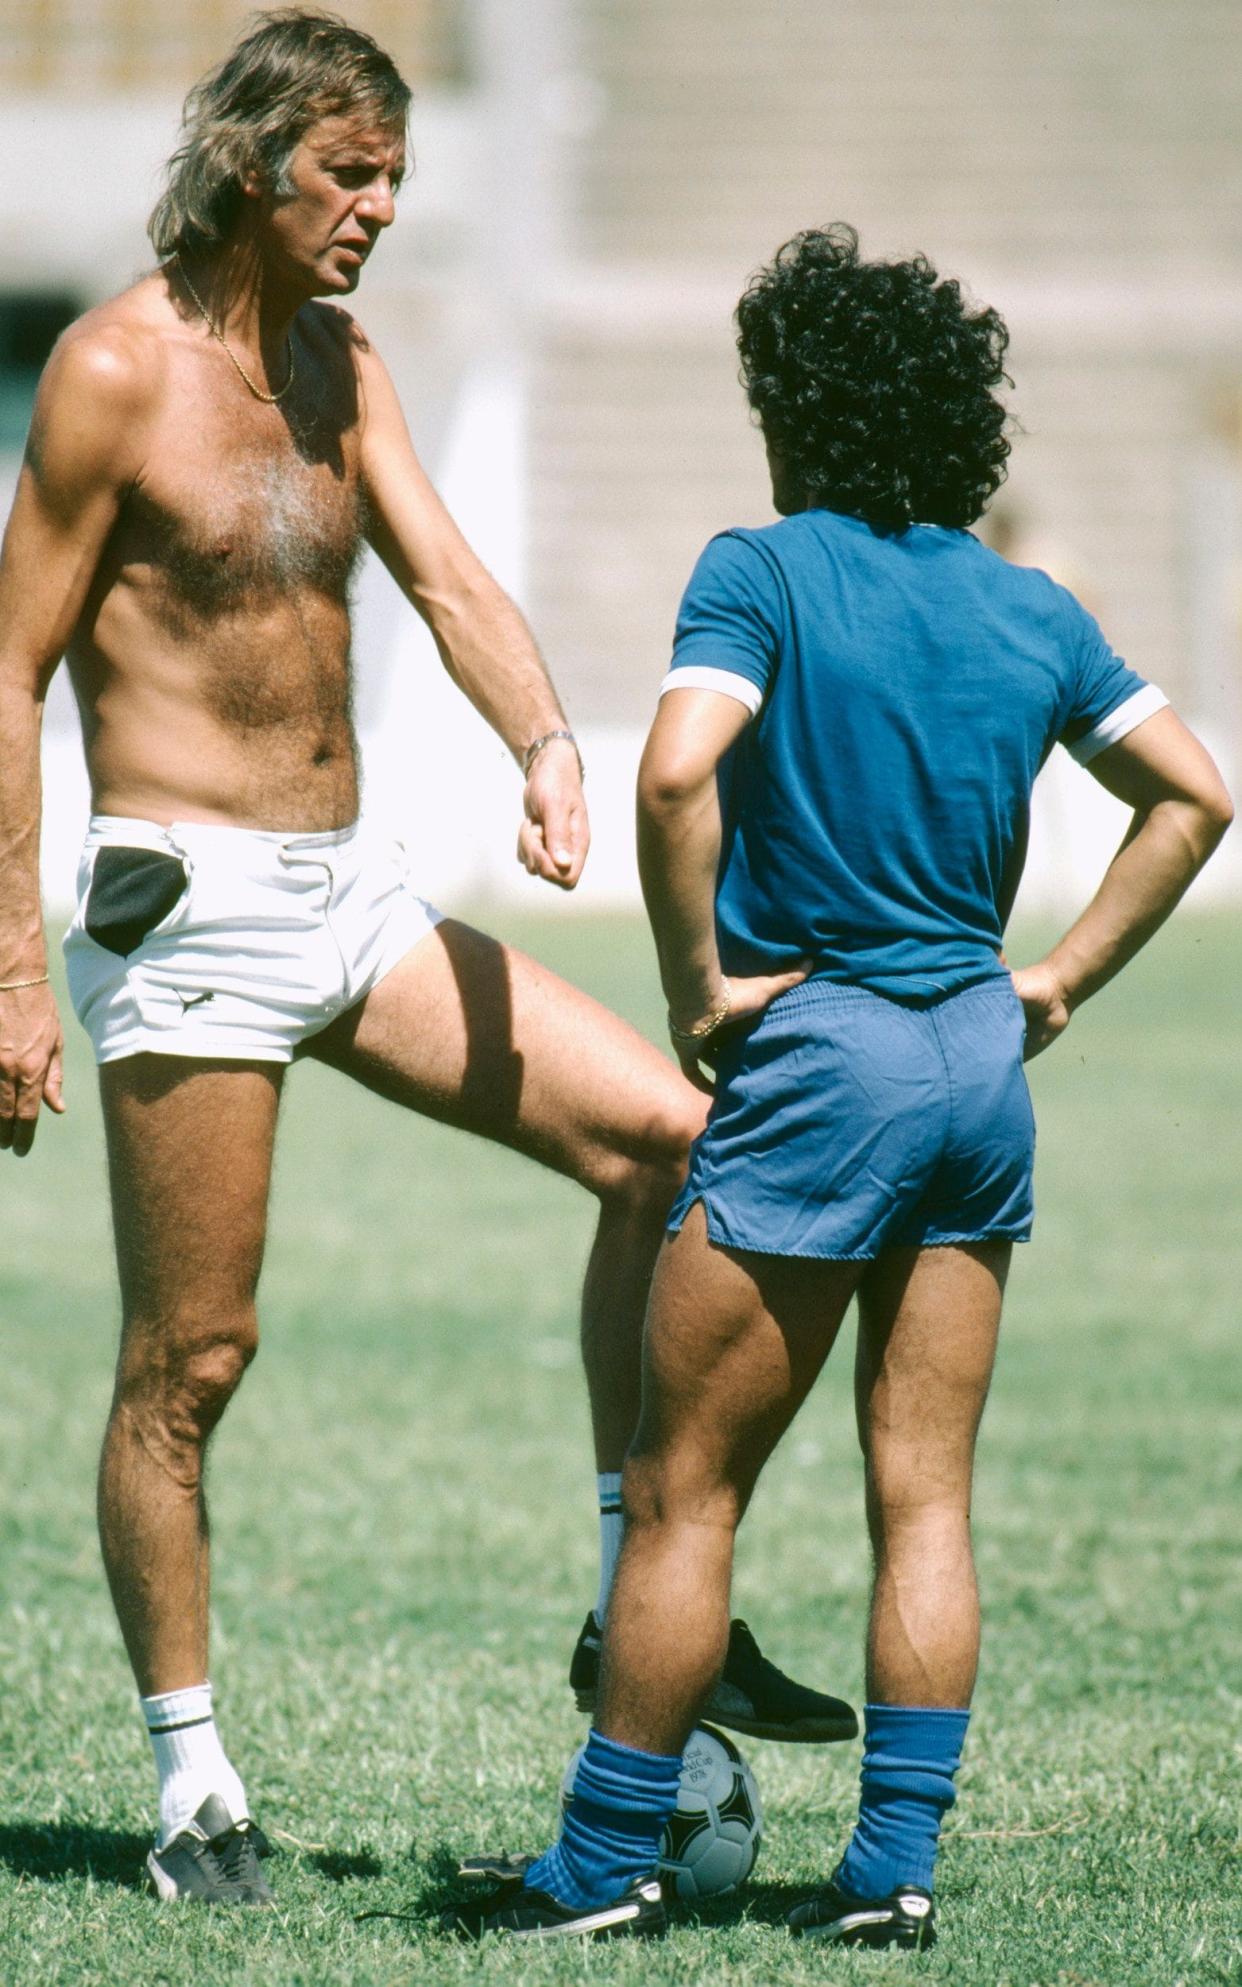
[517,739,589,891]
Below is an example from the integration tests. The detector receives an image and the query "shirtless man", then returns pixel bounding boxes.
[0,12,850,1904]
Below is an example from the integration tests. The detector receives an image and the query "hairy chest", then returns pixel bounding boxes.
[121,387,366,615]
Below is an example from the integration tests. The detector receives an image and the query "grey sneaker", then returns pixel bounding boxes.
[147,1793,275,1905]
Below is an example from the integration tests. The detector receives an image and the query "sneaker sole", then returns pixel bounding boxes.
[797,1924,936,1950]
[791,1909,935,1950]
[506,1904,664,1941]
[706,1709,859,1744]
[574,1688,857,1743]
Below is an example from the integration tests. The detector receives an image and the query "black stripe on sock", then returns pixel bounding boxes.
[599,1501,623,1515]
[146,1714,213,1735]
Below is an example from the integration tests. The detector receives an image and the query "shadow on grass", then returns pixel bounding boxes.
[0,1825,388,1901]
[311,1847,384,1882]
[680,1877,826,1926]
[0,1821,149,1890]
[347,1845,468,1930]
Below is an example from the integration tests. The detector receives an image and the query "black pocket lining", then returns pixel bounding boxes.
[84,846,189,959]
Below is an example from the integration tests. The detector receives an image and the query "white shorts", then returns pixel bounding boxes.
[63,815,444,1065]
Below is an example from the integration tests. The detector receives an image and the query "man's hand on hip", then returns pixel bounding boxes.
[517,739,589,891]
[669,967,810,1093]
[0,981,66,1155]
[1009,961,1072,1061]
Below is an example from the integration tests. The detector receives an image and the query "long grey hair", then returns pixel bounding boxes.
[149,8,411,260]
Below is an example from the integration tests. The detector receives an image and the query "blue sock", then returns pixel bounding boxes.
[524,1729,681,1910]
[836,1703,970,1899]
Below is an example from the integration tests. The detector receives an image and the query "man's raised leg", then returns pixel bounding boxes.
[98,1055,281,1902]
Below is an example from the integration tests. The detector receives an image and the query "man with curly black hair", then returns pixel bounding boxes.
[455,227,1232,1946]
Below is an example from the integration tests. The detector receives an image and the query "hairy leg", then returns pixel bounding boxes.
[598,1203,865,1755]
[305,920,706,1469]
[98,1057,281,1695]
[854,1243,1010,1707]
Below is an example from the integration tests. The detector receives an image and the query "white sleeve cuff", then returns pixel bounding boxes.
[1067,684,1169,766]
[658,666,764,715]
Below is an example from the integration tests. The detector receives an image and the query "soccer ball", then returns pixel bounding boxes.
[561,1722,762,1901]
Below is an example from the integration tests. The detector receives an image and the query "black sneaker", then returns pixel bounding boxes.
[788,1878,936,1949]
[443,1873,665,1941]
[147,1793,275,1905]
[570,1612,858,1744]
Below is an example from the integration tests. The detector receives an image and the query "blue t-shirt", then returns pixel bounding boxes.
[664,509,1165,997]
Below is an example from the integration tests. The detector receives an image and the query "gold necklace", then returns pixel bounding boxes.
[175,261,295,404]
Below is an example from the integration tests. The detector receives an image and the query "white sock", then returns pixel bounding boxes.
[140,1682,249,1846]
[594,1471,625,1625]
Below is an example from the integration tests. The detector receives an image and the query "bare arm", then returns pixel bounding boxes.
[356,337,587,890]
[1012,707,1234,1057]
[0,324,150,1151]
[638,687,805,1085]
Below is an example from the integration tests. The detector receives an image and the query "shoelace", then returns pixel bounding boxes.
[211,1824,259,1887]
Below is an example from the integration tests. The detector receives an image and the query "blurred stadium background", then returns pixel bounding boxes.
[3,0,1240,910]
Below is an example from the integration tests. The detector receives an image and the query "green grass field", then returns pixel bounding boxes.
[2,911,1239,1986]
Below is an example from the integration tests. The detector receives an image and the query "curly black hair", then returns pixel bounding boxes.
[736,225,1011,531]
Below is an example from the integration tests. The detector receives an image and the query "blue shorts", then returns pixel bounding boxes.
[667,977,1035,1259]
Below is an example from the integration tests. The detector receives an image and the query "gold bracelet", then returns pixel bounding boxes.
[0,973,49,992]
[523,729,583,779]
[668,980,733,1046]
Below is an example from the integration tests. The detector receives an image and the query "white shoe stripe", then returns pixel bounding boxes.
[518,1902,642,1939]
